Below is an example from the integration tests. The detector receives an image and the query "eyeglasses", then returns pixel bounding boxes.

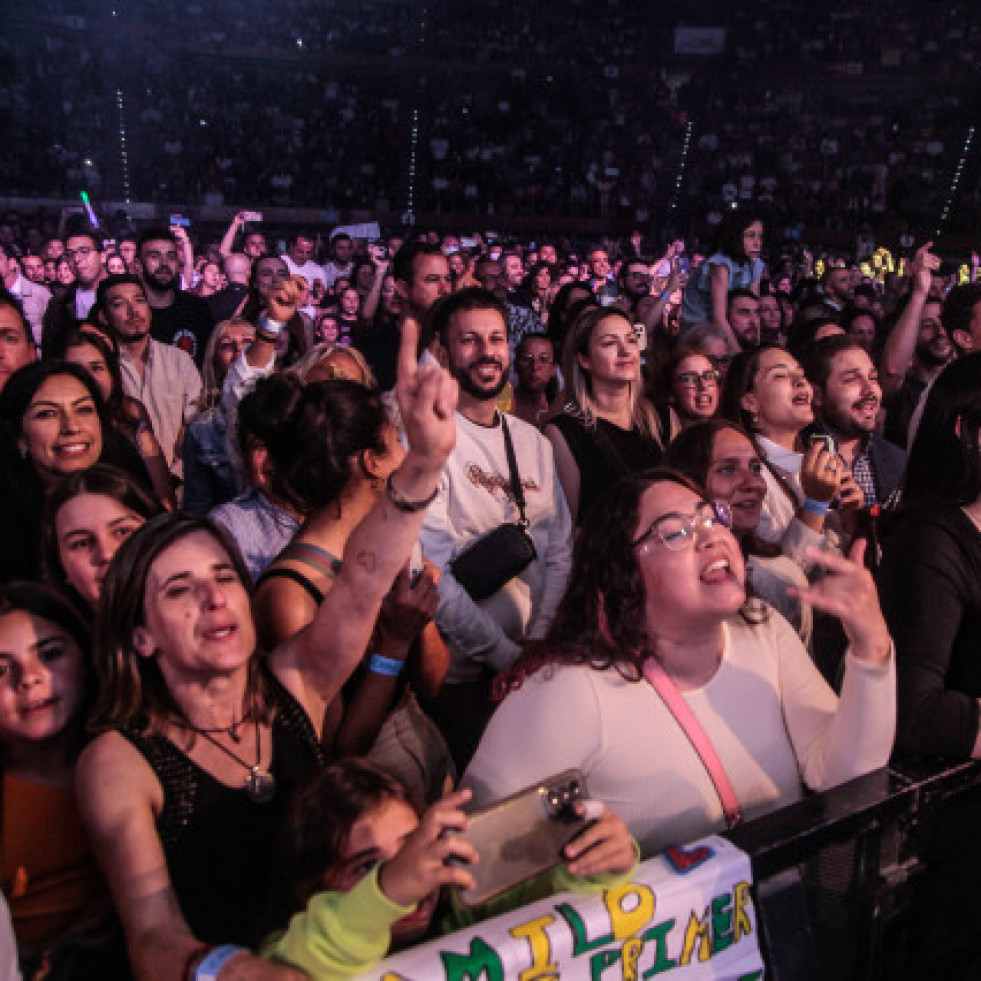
[633,500,732,552]
[65,246,95,260]
[675,369,721,388]
[517,353,554,366]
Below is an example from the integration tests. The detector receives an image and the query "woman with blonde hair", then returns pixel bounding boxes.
[183,318,255,514]
[544,305,662,525]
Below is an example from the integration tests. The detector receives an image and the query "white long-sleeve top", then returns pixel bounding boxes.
[420,411,573,684]
[464,609,895,856]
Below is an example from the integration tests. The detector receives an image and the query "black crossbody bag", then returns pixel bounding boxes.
[450,416,538,600]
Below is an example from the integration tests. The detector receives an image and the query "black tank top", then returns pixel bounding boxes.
[121,664,325,946]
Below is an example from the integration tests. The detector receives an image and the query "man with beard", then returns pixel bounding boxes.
[136,228,214,367]
[727,289,762,351]
[96,274,202,473]
[880,242,952,448]
[419,288,572,771]
[804,334,906,509]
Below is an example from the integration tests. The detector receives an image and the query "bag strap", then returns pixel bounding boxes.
[499,415,529,527]
[642,656,743,828]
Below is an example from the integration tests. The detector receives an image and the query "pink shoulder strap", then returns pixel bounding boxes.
[642,657,743,829]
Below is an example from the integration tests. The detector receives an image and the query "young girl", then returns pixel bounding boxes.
[41,463,162,613]
[680,212,764,349]
[261,759,637,978]
[0,583,115,977]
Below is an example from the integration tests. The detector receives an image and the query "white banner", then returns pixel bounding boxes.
[367,837,763,980]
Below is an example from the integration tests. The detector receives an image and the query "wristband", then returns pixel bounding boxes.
[256,314,284,343]
[386,472,438,512]
[194,945,248,981]
[803,497,831,517]
[368,653,406,677]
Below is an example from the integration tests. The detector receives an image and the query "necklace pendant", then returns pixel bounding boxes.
[247,766,276,803]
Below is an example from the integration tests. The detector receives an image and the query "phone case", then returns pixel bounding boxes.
[452,770,590,907]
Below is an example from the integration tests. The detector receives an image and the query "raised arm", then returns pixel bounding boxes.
[219,212,246,260]
[880,242,938,399]
[271,316,458,719]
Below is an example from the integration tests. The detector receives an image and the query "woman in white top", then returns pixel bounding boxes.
[464,470,895,856]
[721,344,862,561]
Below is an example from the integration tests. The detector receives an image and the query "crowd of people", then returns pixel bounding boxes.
[0,199,979,979]
[4,0,980,234]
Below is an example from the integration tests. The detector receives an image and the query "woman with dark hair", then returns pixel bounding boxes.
[238,254,309,363]
[253,378,452,803]
[653,345,721,438]
[74,329,458,977]
[665,420,812,646]
[878,353,981,759]
[721,344,858,556]
[0,361,152,581]
[0,581,118,976]
[679,212,764,347]
[544,306,662,525]
[464,470,895,855]
[523,261,552,318]
[63,328,175,507]
[545,280,594,358]
[42,463,162,612]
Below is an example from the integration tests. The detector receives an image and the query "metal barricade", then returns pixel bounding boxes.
[726,759,981,981]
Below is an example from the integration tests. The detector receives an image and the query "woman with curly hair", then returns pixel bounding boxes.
[464,470,895,855]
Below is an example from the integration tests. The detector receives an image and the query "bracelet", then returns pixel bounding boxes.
[386,472,438,512]
[194,945,248,981]
[256,314,284,343]
[368,652,406,677]
[803,497,831,517]
[182,946,210,981]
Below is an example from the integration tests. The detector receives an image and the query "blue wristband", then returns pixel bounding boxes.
[803,497,831,517]
[195,945,248,981]
[368,653,405,677]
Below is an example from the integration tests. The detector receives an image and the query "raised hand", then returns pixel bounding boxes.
[791,540,892,664]
[378,789,477,906]
[375,564,440,658]
[799,441,840,504]
[396,314,457,471]
[267,278,301,323]
[911,241,940,296]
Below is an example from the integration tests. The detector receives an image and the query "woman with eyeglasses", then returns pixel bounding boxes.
[654,346,721,439]
[544,306,663,526]
[464,470,894,855]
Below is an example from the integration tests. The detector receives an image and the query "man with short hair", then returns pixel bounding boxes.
[322,232,354,290]
[0,294,37,391]
[804,334,906,507]
[40,229,106,355]
[393,242,453,327]
[727,289,761,350]
[136,228,215,365]
[420,287,572,769]
[0,244,50,348]
[281,231,327,299]
[206,253,251,323]
[20,254,45,286]
[218,212,266,264]
[96,274,202,472]
[822,262,854,311]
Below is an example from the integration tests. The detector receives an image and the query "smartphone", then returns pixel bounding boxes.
[450,770,591,907]
[808,433,837,456]
[169,215,191,228]
[242,210,263,222]
[676,257,691,275]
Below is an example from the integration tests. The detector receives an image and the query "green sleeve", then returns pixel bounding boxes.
[261,864,415,978]
[441,838,641,932]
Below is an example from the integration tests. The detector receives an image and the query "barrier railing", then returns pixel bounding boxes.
[368,760,981,979]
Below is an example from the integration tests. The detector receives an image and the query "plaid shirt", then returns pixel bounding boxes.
[850,438,877,507]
